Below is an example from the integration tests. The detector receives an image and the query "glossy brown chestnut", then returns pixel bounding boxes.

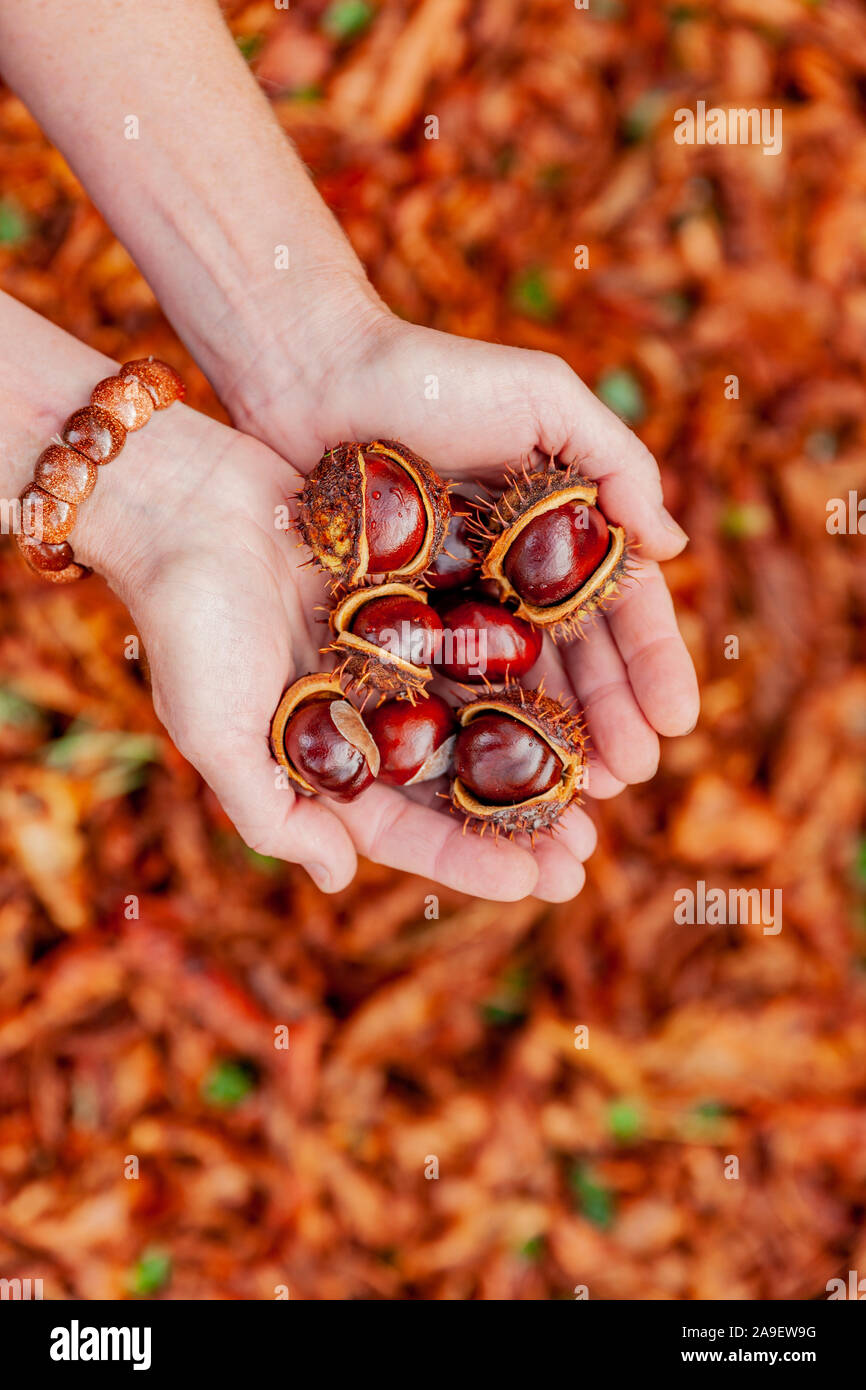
[365,693,456,786]
[284,700,376,802]
[503,499,610,607]
[350,594,444,669]
[363,452,426,572]
[433,593,542,683]
[454,713,561,804]
[297,440,450,585]
[423,497,479,590]
[270,673,379,802]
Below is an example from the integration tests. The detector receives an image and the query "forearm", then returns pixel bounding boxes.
[0,0,380,423]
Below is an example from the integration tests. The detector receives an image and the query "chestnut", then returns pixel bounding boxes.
[503,499,610,607]
[450,684,587,835]
[454,713,561,803]
[328,583,444,697]
[270,673,379,802]
[298,440,450,585]
[363,452,426,572]
[480,466,628,639]
[423,497,480,590]
[433,593,542,684]
[365,693,456,786]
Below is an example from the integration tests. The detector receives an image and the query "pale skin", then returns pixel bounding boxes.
[0,1,699,900]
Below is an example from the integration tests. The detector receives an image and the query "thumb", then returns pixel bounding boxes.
[195,735,359,893]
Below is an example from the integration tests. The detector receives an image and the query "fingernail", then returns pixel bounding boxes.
[308,862,333,892]
[661,507,689,544]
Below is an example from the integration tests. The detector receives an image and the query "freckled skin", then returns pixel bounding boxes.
[284,700,374,801]
[504,500,609,606]
[363,454,425,571]
[365,693,455,785]
[350,595,444,666]
[454,713,561,804]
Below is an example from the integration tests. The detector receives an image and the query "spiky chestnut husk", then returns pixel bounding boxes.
[269,672,379,798]
[297,440,451,586]
[327,582,440,699]
[478,464,628,640]
[451,683,587,836]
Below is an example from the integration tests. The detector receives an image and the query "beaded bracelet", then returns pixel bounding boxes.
[15,358,184,584]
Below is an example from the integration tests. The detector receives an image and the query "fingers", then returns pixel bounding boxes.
[330,783,541,901]
[606,559,700,737]
[525,803,595,903]
[533,360,688,562]
[198,737,360,893]
[562,618,661,785]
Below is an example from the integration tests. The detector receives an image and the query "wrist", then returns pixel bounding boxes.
[210,269,392,455]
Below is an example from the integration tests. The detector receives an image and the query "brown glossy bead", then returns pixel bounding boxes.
[363,452,425,572]
[350,594,445,668]
[423,498,479,590]
[454,713,561,805]
[61,404,126,464]
[91,374,154,431]
[19,484,76,544]
[284,699,375,802]
[365,693,456,786]
[503,500,610,607]
[120,358,185,409]
[15,530,75,572]
[34,444,97,504]
[434,593,542,683]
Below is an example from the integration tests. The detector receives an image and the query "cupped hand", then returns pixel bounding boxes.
[85,403,594,901]
[235,309,701,799]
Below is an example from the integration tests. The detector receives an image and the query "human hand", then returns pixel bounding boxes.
[231,308,701,801]
[85,400,595,901]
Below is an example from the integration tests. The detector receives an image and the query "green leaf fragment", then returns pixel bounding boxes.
[596,367,646,424]
[202,1059,257,1109]
[322,0,373,41]
[127,1249,172,1296]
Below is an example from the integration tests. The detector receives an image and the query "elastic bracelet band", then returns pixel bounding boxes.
[15,357,185,584]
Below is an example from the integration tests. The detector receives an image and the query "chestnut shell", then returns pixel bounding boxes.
[450,683,587,835]
[298,440,450,586]
[479,466,628,638]
[270,672,378,798]
[327,581,439,698]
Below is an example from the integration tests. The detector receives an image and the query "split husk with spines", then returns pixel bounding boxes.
[478,464,629,640]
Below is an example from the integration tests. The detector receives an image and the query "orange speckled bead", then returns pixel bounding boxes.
[120,358,185,410]
[91,374,154,431]
[37,560,89,584]
[34,444,97,504]
[19,483,76,544]
[61,404,126,464]
[15,530,75,572]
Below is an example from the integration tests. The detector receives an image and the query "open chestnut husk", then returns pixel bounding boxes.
[328,582,444,698]
[433,592,543,684]
[298,440,450,585]
[365,692,456,786]
[270,673,379,802]
[478,465,628,639]
[450,684,586,836]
